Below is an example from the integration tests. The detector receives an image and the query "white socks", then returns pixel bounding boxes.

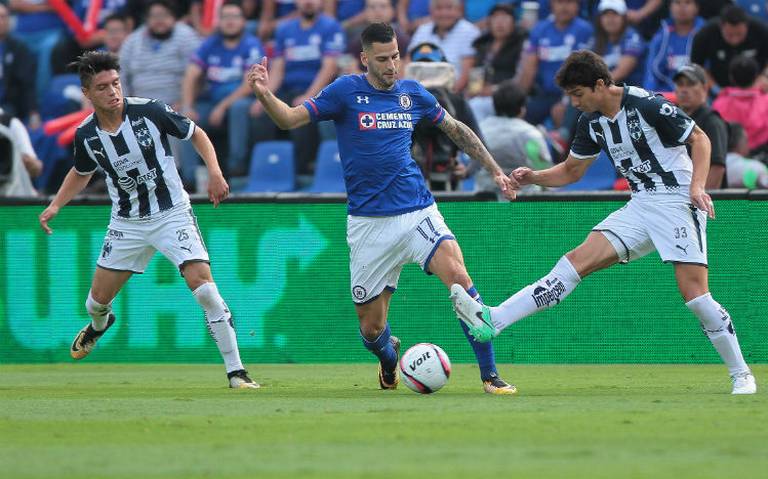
[490,256,581,331]
[686,293,750,377]
[193,282,244,373]
[86,292,112,331]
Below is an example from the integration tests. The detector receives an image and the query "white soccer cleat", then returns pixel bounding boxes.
[731,373,757,395]
[228,369,261,389]
[449,284,498,343]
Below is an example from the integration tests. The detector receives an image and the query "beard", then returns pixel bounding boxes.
[148,27,173,40]
[300,9,318,21]
[221,30,243,41]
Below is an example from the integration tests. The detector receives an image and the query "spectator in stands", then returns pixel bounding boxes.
[593,0,646,86]
[396,0,430,34]
[102,13,132,54]
[0,107,42,197]
[407,0,481,93]
[406,42,482,191]
[713,54,768,153]
[0,2,39,125]
[725,122,768,188]
[344,0,409,74]
[643,0,703,93]
[691,5,768,92]
[325,0,368,31]
[51,2,132,76]
[119,0,199,107]
[123,0,193,28]
[674,64,728,189]
[259,0,299,39]
[624,0,663,39]
[472,79,552,197]
[516,0,593,125]
[251,0,344,175]
[472,3,526,95]
[8,0,66,99]
[464,0,506,29]
[180,0,263,184]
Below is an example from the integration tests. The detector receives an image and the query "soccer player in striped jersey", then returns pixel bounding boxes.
[38,51,258,389]
[451,50,757,395]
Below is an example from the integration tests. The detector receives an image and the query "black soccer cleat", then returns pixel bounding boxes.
[378,336,401,390]
[228,369,260,389]
[70,314,116,360]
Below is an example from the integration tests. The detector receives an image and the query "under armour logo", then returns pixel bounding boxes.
[356,96,370,104]
[675,244,689,255]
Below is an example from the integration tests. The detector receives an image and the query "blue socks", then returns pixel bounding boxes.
[461,286,497,381]
[361,323,397,371]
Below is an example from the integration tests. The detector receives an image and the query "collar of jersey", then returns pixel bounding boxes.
[94,98,128,135]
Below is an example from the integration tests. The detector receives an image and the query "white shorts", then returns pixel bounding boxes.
[347,203,454,304]
[593,195,708,266]
[97,207,209,274]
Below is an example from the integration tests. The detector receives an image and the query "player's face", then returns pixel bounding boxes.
[674,77,707,111]
[362,39,400,89]
[565,83,604,113]
[84,70,124,113]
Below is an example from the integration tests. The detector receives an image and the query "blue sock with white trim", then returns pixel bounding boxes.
[361,323,397,371]
[459,285,497,381]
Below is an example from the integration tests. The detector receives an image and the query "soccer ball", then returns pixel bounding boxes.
[399,343,451,394]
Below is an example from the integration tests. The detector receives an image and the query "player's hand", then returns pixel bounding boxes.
[512,167,535,186]
[494,170,517,201]
[39,205,60,235]
[247,57,270,98]
[209,104,226,127]
[208,172,230,208]
[690,186,715,219]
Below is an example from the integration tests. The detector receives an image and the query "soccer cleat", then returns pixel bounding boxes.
[378,336,401,390]
[731,373,757,395]
[449,284,498,343]
[228,369,261,389]
[70,314,116,360]
[483,372,518,395]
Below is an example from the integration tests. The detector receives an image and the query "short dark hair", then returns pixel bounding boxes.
[729,54,759,88]
[361,22,395,50]
[103,12,129,26]
[68,51,121,88]
[720,5,748,25]
[555,50,613,90]
[146,0,178,18]
[221,0,244,12]
[492,80,527,118]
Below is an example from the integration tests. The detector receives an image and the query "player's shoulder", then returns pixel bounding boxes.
[75,113,97,138]
[330,74,365,91]
[125,96,174,117]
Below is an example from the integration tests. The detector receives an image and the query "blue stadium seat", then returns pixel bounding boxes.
[561,151,617,191]
[244,141,295,192]
[308,140,345,193]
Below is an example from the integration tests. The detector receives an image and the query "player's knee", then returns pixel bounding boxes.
[357,310,386,340]
[86,291,112,316]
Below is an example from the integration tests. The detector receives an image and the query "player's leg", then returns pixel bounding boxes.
[154,208,257,388]
[71,266,133,359]
[71,223,154,359]
[427,239,516,394]
[356,290,401,389]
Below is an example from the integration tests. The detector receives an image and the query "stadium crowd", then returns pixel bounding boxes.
[3,0,768,197]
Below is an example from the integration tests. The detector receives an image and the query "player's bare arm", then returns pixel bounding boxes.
[513,154,596,188]
[190,126,229,207]
[38,168,94,234]
[686,125,715,219]
[247,57,310,129]
[437,112,517,199]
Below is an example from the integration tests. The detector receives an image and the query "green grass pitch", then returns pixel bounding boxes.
[1,364,766,479]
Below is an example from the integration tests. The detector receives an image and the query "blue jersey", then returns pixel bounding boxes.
[274,15,345,92]
[602,26,646,87]
[303,75,445,216]
[525,17,594,94]
[407,0,430,20]
[643,18,705,92]
[192,33,263,103]
[336,0,366,21]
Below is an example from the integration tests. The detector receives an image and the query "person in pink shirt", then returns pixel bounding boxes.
[712,54,768,152]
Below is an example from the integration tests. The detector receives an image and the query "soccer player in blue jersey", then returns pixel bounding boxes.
[248,22,519,394]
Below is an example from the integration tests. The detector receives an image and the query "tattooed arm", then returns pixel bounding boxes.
[437,112,518,199]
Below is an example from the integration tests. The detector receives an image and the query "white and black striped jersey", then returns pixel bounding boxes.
[73,97,195,220]
[570,86,696,195]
